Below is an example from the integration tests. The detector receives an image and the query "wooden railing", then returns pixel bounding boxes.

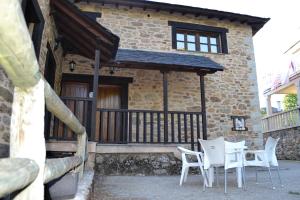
[50,97,92,140]
[0,0,88,198]
[261,107,300,132]
[97,108,203,150]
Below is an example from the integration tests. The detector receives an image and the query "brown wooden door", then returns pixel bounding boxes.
[96,85,122,142]
[56,82,89,140]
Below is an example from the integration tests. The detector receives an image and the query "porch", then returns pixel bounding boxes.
[46,49,223,151]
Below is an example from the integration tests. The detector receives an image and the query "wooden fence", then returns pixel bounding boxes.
[261,107,300,132]
[0,0,87,199]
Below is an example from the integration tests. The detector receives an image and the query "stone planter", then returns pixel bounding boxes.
[48,171,79,200]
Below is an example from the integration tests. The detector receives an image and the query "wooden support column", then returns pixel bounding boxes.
[162,70,169,143]
[296,80,300,107]
[10,79,45,200]
[91,49,100,141]
[198,73,207,141]
[266,95,272,116]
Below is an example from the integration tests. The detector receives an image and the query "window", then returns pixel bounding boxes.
[169,21,228,54]
[175,31,221,53]
[22,0,44,58]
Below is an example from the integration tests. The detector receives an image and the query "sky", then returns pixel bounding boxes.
[153,0,300,108]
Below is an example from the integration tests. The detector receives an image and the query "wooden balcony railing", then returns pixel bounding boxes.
[96,109,203,150]
[261,107,300,132]
[49,104,204,150]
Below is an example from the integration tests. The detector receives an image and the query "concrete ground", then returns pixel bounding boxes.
[92,161,300,200]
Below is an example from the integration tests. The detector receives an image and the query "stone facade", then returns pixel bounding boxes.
[263,127,300,161]
[95,153,184,175]
[0,0,64,157]
[63,3,262,148]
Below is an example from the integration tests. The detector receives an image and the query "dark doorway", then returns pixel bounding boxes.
[44,44,56,139]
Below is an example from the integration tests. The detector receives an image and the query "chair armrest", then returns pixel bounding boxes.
[177,147,203,156]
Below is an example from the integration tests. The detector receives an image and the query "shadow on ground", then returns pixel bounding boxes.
[91,160,300,200]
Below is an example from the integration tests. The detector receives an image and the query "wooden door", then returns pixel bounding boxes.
[56,82,89,140]
[96,85,122,142]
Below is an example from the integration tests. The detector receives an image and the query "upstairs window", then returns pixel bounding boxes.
[175,31,221,53]
[169,21,228,54]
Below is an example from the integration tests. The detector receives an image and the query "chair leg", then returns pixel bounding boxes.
[276,166,283,187]
[242,167,246,190]
[224,169,227,194]
[216,167,219,187]
[179,167,186,186]
[255,167,258,184]
[267,167,275,190]
[184,167,189,182]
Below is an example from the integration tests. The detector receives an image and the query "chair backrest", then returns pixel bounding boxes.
[199,137,225,169]
[224,141,245,169]
[264,136,280,166]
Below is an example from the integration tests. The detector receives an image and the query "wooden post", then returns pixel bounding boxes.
[162,70,168,143]
[75,131,87,178]
[296,80,300,107]
[91,49,100,141]
[266,95,272,116]
[10,79,45,200]
[198,73,207,140]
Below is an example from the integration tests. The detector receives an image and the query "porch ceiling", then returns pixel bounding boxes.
[51,0,119,62]
[110,49,224,73]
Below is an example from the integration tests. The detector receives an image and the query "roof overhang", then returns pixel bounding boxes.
[75,0,269,35]
[51,0,119,62]
[110,49,224,73]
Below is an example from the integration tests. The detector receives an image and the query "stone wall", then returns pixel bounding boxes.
[66,3,262,148]
[95,153,183,175]
[0,68,13,157]
[263,127,300,161]
[0,0,64,157]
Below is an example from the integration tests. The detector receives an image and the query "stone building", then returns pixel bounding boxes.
[0,0,269,160]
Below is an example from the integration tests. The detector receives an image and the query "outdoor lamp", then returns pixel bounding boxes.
[69,60,76,72]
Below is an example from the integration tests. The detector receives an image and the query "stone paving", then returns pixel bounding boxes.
[91,161,300,200]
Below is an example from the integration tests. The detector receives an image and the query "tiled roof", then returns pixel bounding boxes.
[114,49,223,72]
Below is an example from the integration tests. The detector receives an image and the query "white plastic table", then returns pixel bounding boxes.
[206,146,247,188]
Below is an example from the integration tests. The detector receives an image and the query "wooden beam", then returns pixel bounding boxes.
[52,0,114,46]
[0,158,39,199]
[44,156,82,184]
[0,0,41,89]
[10,79,46,199]
[198,73,207,140]
[162,71,168,143]
[91,49,101,141]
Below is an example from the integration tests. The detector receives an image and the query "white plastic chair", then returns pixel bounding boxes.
[199,137,225,188]
[224,141,246,193]
[177,146,208,190]
[244,136,282,189]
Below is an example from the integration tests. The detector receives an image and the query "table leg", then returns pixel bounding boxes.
[236,167,242,188]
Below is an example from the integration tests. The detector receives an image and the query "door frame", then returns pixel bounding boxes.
[61,73,133,142]
[61,74,133,108]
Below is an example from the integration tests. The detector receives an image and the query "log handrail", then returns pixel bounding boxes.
[0,158,39,198]
[0,0,88,198]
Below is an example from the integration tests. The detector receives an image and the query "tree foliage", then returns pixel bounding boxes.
[283,94,298,111]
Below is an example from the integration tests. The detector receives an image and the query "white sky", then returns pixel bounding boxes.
[153,0,300,107]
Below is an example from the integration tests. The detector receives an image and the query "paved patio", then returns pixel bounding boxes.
[92,161,300,200]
